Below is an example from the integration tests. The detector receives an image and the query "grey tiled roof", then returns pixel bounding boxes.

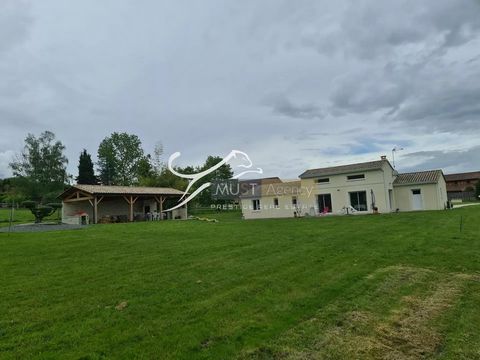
[240,180,301,198]
[299,160,387,179]
[393,170,443,186]
[60,184,184,198]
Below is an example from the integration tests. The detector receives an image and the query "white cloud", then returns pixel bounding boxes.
[0,150,15,178]
[0,0,479,180]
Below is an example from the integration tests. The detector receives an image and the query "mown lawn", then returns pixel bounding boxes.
[1,207,479,359]
[0,208,60,228]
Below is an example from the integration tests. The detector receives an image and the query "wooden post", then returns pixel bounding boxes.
[129,195,134,222]
[94,196,98,224]
[159,196,164,220]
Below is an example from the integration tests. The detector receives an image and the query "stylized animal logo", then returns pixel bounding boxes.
[165,150,263,211]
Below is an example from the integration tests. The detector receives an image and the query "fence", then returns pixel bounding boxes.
[0,203,21,209]
[447,191,477,201]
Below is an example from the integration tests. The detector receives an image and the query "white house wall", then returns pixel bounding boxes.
[239,162,448,219]
[241,195,299,219]
[299,168,394,215]
[393,181,447,211]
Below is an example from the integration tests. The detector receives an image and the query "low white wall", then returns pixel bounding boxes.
[241,196,298,220]
[62,201,93,223]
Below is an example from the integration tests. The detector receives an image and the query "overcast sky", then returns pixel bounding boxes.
[1,0,479,179]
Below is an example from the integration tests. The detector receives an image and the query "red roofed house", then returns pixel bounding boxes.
[444,171,480,201]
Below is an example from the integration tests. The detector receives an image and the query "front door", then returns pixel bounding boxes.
[318,194,332,213]
[412,189,423,210]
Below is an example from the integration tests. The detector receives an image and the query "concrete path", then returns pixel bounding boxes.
[453,203,480,209]
[0,223,86,233]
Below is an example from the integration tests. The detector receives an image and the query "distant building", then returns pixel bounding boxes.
[232,177,282,203]
[240,156,448,219]
[444,171,480,200]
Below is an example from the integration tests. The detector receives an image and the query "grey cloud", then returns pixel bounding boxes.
[394,86,480,132]
[399,146,480,173]
[0,150,15,178]
[329,41,480,133]
[330,66,411,114]
[302,0,480,59]
[0,1,32,55]
[0,108,41,128]
[1,1,480,178]
[317,1,480,135]
[264,94,324,120]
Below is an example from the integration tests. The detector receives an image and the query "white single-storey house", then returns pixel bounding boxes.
[240,157,447,219]
[59,184,187,224]
[239,180,302,220]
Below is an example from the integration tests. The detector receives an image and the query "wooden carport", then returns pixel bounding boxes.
[59,184,186,224]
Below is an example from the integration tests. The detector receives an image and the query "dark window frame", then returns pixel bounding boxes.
[252,199,261,211]
[318,193,332,213]
[316,178,330,183]
[349,191,368,211]
[347,174,365,181]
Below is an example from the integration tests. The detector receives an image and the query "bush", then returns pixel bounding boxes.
[22,200,62,223]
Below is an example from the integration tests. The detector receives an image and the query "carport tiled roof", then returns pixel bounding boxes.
[299,160,389,179]
[60,184,184,198]
[393,170,443,186]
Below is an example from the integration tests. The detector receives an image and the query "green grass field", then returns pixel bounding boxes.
[1,207,480,359]
[0,208,60,228]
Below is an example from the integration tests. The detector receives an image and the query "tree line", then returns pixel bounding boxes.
[0,131,233,207]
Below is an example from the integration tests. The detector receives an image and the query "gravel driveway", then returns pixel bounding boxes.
[0,223,87,233]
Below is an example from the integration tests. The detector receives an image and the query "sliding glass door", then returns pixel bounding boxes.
[349,191,367,211]
[317,194,332,213]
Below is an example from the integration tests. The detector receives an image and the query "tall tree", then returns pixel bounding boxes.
[152,142,164,174]
[96,138,116,185]
[137,154,154,181]
[76,149,97,184]
[195,156,234,206]
[0,177,25,204]
[97,132,145,186]
[9,131,69,202]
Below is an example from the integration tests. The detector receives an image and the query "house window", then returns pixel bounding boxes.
[252,199,261,211]
[347,174,365,181]
[412,189,421,195]
[273,198,279,208]
[316,178,330,183]
[292,196,297,206]
[350,191,368,211]
[318,194,332,213]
